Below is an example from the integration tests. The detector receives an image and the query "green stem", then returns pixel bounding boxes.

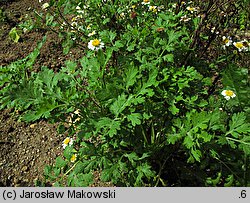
[155,155,171,187]
[64,161,79,176]
[226,137,250,146]
[214,156,241,181]
[141,126,148,145]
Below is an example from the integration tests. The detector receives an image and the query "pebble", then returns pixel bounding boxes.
[30,123,37,128]
[21,166,28,172]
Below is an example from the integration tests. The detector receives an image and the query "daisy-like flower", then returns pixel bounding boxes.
[41,2,49,10]
[88,39,104,51]
[88,30,96,37]
[233,41,248,52]
[149,5,158,13]
[221,90,236,100]
[180,15,191,22]
[119,12,125,18]
[62,137,74,149]
[70,154,77,163]
[222,36,232,49]
[186,6,198,13]
[172,3,177,8]
[142,0,150,5]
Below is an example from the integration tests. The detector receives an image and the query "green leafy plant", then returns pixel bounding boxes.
[1,0,249,186]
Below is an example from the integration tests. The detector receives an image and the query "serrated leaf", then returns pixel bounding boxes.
[163,54,174,62]
[72,173,93,186]
[63,146,73,160]
[191,148,202,162]
[96,117,121,137]
[226,112,250,138]
[124,66,139,90]
[110,94,133,116]
[73,161,85,174]
[114,40,124,51]
[101,165,120,183]
[53,168,61,177]
[169,103,179,115]
[167,133,182,144]
[124,152,139,162]
[183,135,194,149]
[65,60,77,72]
[136,163,155,186]
[55,157,67,168]
[224,175,234,187]
[127,113,141,126]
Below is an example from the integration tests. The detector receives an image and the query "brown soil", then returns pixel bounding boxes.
[0,109,62,186]
[0,0,108,187]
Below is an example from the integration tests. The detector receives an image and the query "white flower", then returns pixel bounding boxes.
[172,3,177,8]
[88,30,96,37]
[120,12,125,18]
[88,39,104,51]
[149,6,158,13]
[62,137,74,149]
[142,0,150,5]
[186,6,198,13]
[222,36,232,49]
[41,2,49,10]
[233,41,248,52]
[211,27,219,34]
[74,109,81,115]
[221,90,236,100]
[77,10,84,14]
[180,15,191,22]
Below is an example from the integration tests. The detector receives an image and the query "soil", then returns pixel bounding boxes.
[0,0,110,187]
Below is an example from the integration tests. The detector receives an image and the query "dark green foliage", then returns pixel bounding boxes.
[0,0,249,186]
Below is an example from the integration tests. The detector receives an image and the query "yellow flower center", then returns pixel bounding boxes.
[188,7,195,11]
[149,6,157,13]
[223,38,229,44]
[92,39,101,47]
[70,154,77,162]
[225,90,234,97]
[143,0,150,3]
[234,42,244,49]
[63,138,70,145]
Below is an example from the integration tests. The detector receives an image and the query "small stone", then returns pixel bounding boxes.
[21,166,28,172]
[30,123,37,128]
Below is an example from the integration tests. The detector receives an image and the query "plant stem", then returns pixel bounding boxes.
[226,137,250,146]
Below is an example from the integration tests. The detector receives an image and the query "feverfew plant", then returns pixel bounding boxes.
[0,0,249,187]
